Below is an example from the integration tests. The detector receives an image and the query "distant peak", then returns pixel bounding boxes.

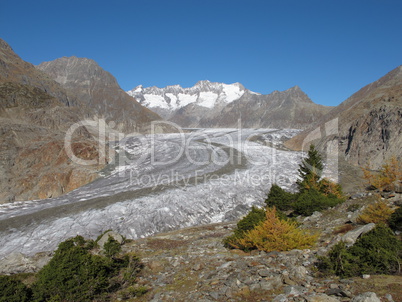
[288,85,301,91]
[283,85,305,94]
[133,85,143,92]
[194,80,213,87]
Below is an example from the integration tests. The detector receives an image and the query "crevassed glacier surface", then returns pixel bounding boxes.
[0,129,303,258]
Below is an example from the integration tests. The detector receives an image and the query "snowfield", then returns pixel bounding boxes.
[0,129,304,258]
[127,81,246,111]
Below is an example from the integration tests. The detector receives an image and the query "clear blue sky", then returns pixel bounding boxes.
[1,0,401,106]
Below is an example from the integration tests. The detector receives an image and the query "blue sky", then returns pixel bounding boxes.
[1,0,401,106]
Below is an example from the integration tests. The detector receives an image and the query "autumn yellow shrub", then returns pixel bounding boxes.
[357,200,394,224]
[362,156,402,191]
[232,207,318,252]
[318,178,344,198]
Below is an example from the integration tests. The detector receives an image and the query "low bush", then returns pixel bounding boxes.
[223,206,266,249]
[226,207,318,252]
[104,235,122,258]
[292,188,344,216]
[29,235,141,302]
[318,178,344,199]
[362,156,402,191]
[317,224,402,277]
[356,200,394,224]
[0,275,32,302]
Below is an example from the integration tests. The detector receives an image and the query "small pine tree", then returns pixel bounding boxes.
[297,144,324,192]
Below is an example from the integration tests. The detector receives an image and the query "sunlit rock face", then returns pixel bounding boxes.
[0,38,104,203]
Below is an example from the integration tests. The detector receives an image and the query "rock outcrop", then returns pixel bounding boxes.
[285,66,402,170]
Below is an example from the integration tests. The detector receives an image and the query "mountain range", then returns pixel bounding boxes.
[127,82,333,128]
[1,35,401,202]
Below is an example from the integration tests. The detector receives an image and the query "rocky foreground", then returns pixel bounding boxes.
[2,193,401,302]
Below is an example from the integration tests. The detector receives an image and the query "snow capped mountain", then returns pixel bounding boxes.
[127,80,246,113]
[127,81,332,129]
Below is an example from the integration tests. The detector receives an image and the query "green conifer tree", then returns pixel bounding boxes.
[296,144,324,192]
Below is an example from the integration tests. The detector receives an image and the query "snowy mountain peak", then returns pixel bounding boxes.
[133,85,143,92]
[126,81,246,113]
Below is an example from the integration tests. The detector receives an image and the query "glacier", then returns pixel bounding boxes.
[0,128,304,258]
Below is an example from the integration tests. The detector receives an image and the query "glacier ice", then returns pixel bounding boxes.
[0,129,305,258]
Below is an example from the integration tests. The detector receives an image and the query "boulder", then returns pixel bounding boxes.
[0,252,51,274]
[97,231,124,249]
[350,292,381,302]
[283,285,308,296]
[272,294,289,302]
[341,223,375,246]
[393,181,402,193]
[307,294,341,302]
[290,265,308,280]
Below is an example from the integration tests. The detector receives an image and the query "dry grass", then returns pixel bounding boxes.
[234,287,282,302]
[145,238,188,250]
[333,224,354,235]
[349,275,402,301]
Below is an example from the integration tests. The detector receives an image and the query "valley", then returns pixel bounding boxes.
[0,128,304,258]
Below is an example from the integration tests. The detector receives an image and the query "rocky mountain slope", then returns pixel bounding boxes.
[127,82,332,129]
[37,56,163,134]
[2,193,401,301]
[0,38,104,202]
[285,66,402,169]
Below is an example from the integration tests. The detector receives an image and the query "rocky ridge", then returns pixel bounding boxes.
[127,82,332,129]
[285,66,402,170]
[37,56,164,134]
